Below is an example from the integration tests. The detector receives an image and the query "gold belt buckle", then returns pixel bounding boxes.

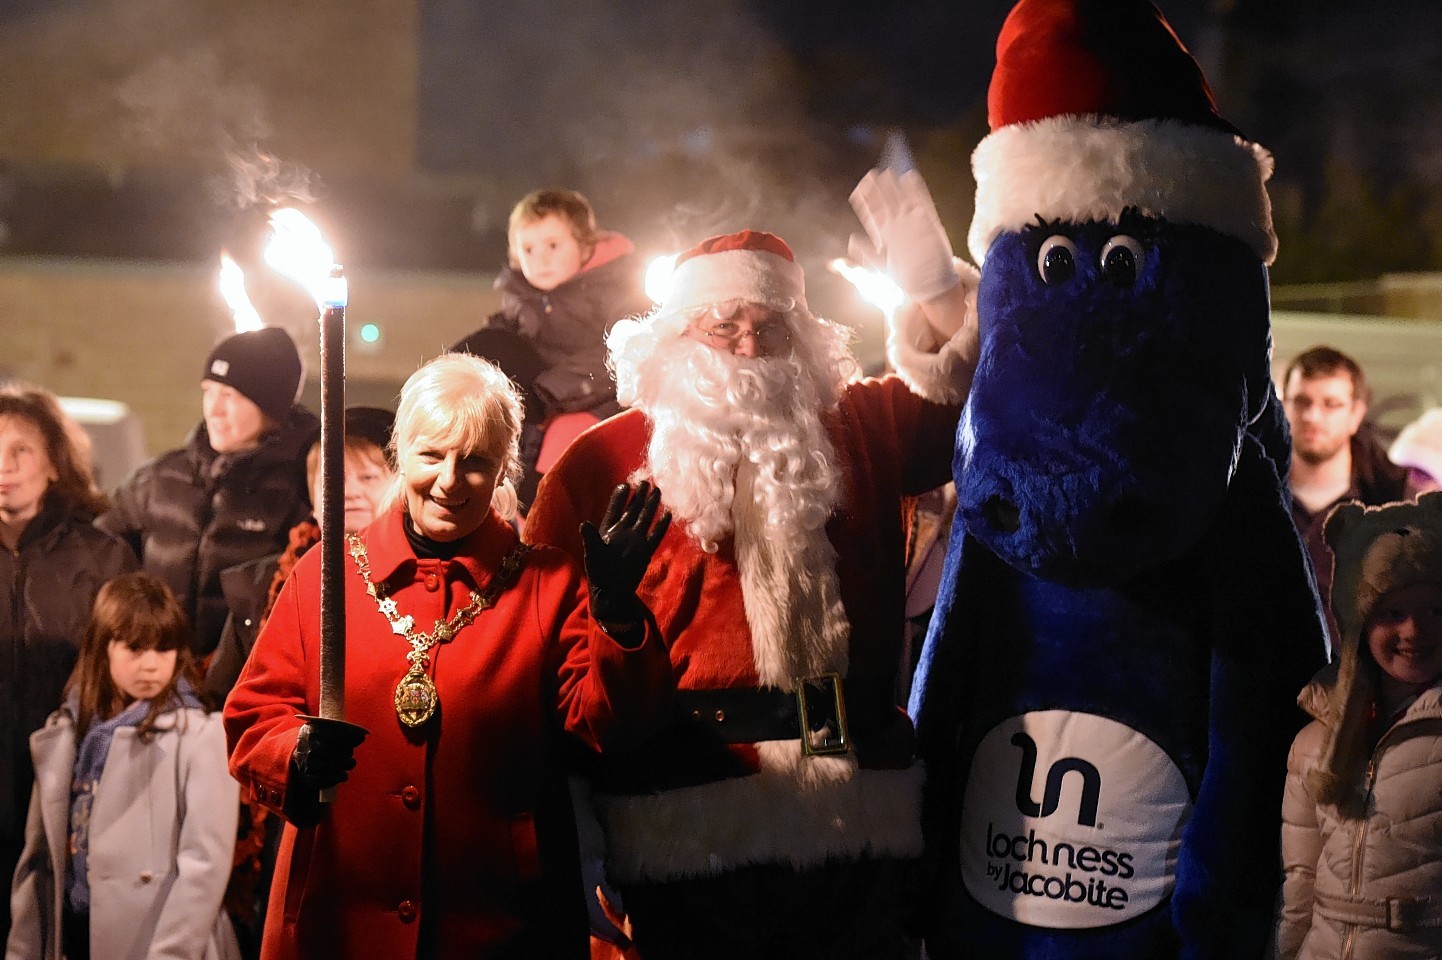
[795,672,850,756]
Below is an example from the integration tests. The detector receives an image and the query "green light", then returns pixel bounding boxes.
[359,323,381,343]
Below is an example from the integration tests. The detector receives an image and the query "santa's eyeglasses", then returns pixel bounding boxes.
[684,299,795,353]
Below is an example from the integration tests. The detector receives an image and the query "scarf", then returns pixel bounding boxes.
[65,676,204,913]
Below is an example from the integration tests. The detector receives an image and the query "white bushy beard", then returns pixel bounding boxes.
[612,316,859,686]
[627,335,844,554]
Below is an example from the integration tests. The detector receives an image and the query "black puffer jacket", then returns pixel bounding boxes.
[97,405,319,657]
[2,502,136,850]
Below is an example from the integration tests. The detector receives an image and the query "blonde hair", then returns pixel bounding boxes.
[387,353,523,521]
[507,188,598,268]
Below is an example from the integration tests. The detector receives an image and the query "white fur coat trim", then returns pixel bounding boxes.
[596,744,925,883]
[661,248,807,316]
[732,461,849,688]
[886,258,981,406]
[968,116,1277,265]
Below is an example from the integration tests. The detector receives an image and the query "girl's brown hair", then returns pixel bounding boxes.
[66,572,208,738]
[0,384,110,517]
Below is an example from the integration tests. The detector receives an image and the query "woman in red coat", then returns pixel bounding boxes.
[223,352,672,960]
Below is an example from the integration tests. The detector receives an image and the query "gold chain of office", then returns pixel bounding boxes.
[346,533,531,728]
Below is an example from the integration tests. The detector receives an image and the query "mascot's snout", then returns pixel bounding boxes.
[955,221,1275,585]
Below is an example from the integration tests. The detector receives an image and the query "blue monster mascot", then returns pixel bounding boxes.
[905,1,1330,958]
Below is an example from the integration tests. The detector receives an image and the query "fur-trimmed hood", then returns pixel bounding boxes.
[1309,491,1442,814]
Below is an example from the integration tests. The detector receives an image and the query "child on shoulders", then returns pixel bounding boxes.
[452,188,651,508]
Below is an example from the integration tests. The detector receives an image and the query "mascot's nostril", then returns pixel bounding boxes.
[1110,495,1153,535]
[984,496,1022,534]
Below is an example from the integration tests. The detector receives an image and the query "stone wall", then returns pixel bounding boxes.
[0,0,417,181]
[0,255,497,455]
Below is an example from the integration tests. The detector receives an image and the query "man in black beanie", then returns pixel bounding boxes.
[98,327,320,657]
[200,327,307,450]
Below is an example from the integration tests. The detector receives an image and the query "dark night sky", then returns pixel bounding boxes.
[414,0,1442,266]
[2,0,1440,279]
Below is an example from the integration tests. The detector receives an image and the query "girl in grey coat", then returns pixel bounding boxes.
[7,573,238,960]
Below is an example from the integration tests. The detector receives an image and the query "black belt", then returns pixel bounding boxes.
[674,673,850,756]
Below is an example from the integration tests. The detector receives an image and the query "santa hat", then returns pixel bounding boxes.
[658,230,808,318]
[968,0,1277,265]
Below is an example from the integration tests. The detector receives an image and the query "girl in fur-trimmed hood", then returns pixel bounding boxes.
[1277,491,1442,960]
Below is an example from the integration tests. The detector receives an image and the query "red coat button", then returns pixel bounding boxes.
[398,900,417,923]
[401,785,421,810]
[423,574,440,592]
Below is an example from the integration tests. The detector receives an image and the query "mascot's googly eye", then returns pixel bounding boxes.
[1036,235,1079,285]
[1099,235,1144,287]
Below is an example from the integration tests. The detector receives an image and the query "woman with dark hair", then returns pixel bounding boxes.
[7,572,239,960]
[0,384,136,941]
[224,352,673,960]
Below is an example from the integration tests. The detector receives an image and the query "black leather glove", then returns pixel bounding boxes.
[290,716,368,793]
[581,482,672,628]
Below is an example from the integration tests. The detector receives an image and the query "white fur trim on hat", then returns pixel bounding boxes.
[660,248,807,316]
[968,115,1277,266]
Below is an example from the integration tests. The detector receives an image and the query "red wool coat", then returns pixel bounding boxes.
[223,507,673,960]
[525,377,959,883]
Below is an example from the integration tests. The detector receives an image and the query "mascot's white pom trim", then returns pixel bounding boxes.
[887,258,981,407]
[968,116,1277,266]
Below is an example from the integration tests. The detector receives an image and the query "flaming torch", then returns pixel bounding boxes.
[264,209,360,797]
[828,258,906,316]
[218,254,264,332]
[644,253,679,304]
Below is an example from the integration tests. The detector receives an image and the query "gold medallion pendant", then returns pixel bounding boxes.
[394,666,439,728]
[348,532,532,731]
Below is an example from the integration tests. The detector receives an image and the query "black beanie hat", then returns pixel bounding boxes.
[202,327,304,423]
[345,406,397,467]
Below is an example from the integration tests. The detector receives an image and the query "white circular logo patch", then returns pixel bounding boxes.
[959,711,1191,929]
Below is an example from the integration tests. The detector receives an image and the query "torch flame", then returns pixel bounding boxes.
[264,208,347,308]
[829,258,905,315]
[218,253,264,332]
[644,254,678,305]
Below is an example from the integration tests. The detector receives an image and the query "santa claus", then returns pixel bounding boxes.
[525,223,976,958]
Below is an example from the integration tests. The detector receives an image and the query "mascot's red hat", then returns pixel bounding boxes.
[968,0,1277,265]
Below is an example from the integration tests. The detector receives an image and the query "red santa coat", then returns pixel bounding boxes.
[223,506,673,960]
[525,374,960,883]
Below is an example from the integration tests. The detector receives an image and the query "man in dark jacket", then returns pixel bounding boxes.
[1282,345,1408,649]
[97,327,319,657]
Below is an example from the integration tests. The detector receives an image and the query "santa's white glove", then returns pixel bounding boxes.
[849,167,960,303]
